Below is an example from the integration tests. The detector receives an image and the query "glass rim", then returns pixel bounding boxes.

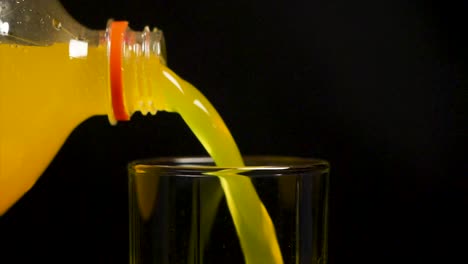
[128,155,329,176]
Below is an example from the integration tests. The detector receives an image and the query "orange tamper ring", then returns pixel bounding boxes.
[109,21,130,121]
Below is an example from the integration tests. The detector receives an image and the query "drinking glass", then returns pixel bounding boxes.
[128,156,329,264]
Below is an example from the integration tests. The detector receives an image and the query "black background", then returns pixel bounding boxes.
[1,0,465,263]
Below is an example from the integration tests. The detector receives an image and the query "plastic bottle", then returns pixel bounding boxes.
[0,0,167,214]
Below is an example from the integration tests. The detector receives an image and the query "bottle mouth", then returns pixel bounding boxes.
[106,20,167,125]
[156,28,167,66]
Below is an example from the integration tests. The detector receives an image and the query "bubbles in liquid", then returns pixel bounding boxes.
[52,18,62,31]
[0,2,8,14]
[0,19,9,36]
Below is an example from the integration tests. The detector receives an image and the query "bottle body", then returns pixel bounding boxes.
[0,0,166,214]
[0,44,109,214]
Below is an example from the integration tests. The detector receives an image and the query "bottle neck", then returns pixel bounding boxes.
[106,21,167,125]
